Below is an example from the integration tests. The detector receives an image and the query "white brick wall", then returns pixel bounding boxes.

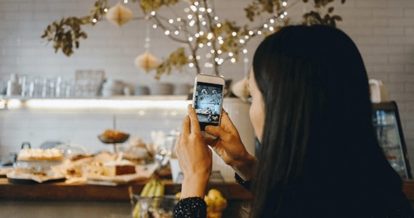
[0,0,413,168]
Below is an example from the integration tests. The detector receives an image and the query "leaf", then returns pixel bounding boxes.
[155,47,188,79]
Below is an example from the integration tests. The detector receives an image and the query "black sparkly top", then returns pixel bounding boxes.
[173,197,207,218]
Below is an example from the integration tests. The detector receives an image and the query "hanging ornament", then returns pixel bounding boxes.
[135,22,161,72]
[135,51,161,72]
[231,77,250,101]
[106,3,133,26]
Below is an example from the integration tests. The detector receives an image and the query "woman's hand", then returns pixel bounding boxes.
[175,105,212,199]
[205,111,256,180]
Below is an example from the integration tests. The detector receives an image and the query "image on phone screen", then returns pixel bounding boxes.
[194,82,223,130]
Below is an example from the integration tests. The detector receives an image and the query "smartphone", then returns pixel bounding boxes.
[192,74,225,131]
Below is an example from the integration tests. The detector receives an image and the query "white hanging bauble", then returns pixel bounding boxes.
[231,77,250,101]
[134,51,161,72]
[106,3,133,26]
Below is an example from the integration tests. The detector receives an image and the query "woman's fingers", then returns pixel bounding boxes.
[187,105,201,134]
[221,111,238,135]
[205,125,222,137]
[205,125,231,142]
[181,116,190,138]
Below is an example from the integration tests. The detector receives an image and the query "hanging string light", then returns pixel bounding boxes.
[146,0,290,74]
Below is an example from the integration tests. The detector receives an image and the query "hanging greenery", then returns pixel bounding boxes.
[41,0,108,56]
[41,0,345,78]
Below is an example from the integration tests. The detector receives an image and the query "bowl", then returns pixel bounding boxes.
[98,134,130,144]
[131,195,178,218]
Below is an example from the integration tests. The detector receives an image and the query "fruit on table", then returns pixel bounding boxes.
[132,178,166,218]
[205,189,227,218]
[175,189,227,218]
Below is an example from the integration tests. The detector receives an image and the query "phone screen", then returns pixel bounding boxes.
[194,82,224,130]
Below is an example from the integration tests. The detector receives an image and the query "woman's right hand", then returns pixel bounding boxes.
[205,111,256,180]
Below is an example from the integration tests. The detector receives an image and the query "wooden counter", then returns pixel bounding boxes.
[0,178,252,201]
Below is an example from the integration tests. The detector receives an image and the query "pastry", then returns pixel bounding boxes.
[17,148,63,161]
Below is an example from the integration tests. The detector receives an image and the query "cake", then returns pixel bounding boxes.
[17,148,63,161]
[104,160,136,176]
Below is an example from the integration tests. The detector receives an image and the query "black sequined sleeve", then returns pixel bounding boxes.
[174,197,207,218]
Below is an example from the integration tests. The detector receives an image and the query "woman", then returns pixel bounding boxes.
[173,25,413,217]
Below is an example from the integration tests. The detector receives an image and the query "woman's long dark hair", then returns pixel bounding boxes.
[251,25,409,217]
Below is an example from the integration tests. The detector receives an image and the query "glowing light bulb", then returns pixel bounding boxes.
[280,15,285,19]
[187,14,193,19]
[207,33,214,40]
[239,39,245,44]
[210,49,215,54]
[232,32,237,37]
[198,43,204,48]
[152,24,157,29]
[92,18,97,23]
[284,11,288,16]
[216,23,222,28]
[195,33,200,38]
[176,18,182,22]
[189,63,194,68]
[257,30,262,35]
[190,5,197,12]
[243,49,248,54]
[168,19,174,24]
[202,21,207,26]
[264,24,268,28]
[217,50,222,54]
[174,30,180,35]
[270,19,275,24]
[207,8,212,13]
[282,1,287,7]
[196,55,201,60]
[207,42,212,46]
[228,52,234,57]
[249,30,254,35]
[199,7,205,12]
[231,58,236,63]
[104,8,108,13]
[150,11,156,16]
[269,26,274,31]
[189,20,196,27]
[164,30,170,35]
[188,37,193,42]
[214,16,219,21]
[194,1,199,6]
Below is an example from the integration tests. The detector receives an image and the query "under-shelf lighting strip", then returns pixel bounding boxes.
[0,98,191,110]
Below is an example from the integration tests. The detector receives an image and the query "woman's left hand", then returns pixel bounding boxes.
[175,105,212,199]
